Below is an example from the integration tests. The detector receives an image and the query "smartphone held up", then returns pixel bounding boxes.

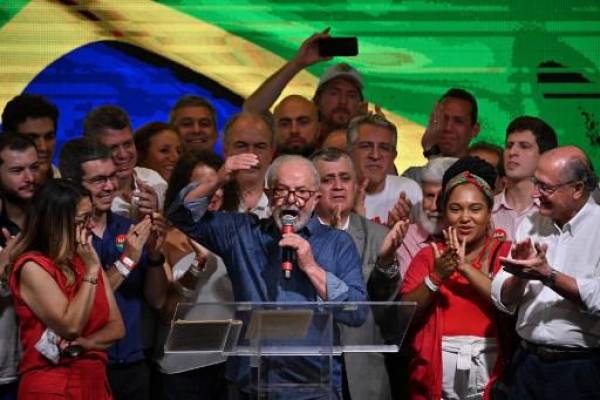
[318,37,359,57]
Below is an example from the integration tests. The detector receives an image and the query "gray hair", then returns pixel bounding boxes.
[266,155,320,189]
[222,112,274,148]
[169,95,216,125]
[421,157,459,184]
[561,156,598,193]
[310,147,357,177]
[346,113,398,150]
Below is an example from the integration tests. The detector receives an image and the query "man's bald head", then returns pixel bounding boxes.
[534,145,598,225]
[273,95,320,156]
[541,146,597,193]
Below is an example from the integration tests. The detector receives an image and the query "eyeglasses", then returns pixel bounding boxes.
[352,141,396,155]
[83,172,119,187]
[531,177,577,196]
[268,186,318,201]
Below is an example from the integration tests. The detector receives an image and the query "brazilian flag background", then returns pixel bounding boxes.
[1,0,599,170]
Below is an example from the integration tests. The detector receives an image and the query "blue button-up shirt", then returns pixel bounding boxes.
[92,211,148,365]
[167,187,367,396]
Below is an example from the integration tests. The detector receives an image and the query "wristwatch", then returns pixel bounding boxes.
[541,268,558,287]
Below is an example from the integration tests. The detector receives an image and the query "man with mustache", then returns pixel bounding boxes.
[491,146,600,400]
[244,30,365,143]
[222,112,274,218]
[83,105,167,221]
[0,133,41,398]
[311,147,410,400]
[2,93,61,181]
[348,113,422,225]
[403,88,480,183]
[273,95,320,157]
[492,116,558,240]
[169,95,219,152]
[167,153,366,398]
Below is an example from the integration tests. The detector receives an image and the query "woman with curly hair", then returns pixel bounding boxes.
[401,157,515,400]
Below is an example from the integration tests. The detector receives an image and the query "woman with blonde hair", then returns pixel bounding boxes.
[9,179,124,399]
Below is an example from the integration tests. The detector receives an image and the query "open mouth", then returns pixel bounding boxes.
[281,209,299,218]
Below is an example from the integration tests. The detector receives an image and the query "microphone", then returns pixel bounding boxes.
[281,214,296,279]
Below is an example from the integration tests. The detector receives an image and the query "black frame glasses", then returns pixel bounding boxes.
[531,177,577,196]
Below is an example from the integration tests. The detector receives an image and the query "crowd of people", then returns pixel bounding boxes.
[0,30,599,400]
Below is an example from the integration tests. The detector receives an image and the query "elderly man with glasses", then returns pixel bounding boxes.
[491,146,600,400]
[167,150,366,399]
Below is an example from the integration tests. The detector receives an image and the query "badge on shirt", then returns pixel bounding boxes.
[493,228,507,241]
[116,234,126,253]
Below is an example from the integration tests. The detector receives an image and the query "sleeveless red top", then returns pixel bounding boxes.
[8,251,110,374]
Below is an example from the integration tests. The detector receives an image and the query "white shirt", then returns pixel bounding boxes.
[491,198,600,348]
[111,167,167,220]
[364,175,422,225]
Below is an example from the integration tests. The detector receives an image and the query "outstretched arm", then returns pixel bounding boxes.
[243,29,331,114]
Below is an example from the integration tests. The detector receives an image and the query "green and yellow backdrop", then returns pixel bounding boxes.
[1,0,599,170]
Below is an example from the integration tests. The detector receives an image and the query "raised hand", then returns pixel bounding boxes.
[218,153,260,182]
[134,181,159,217]
[421,102,445,153]
[184,154,259,204]
[330,204,343,229]
[378,219,409,265]
[444,226,467,273]
[188,237,209,269]
[293,28,332,68]
[387,191,412,228]
[431,240,458,282]
[75,224,101,271]
[146,212,168,257]
[122,217,152,264]
[511,238,534,260]
[500,242,552,280]
[353,177,369,217]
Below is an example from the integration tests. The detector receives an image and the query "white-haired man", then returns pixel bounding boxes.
[167,153,366,398]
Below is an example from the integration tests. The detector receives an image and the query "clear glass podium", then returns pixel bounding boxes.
[164,301,416,399]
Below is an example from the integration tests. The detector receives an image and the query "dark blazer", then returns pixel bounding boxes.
[341,213,392,400]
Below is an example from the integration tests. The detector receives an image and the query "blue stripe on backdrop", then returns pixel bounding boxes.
[18,40,243,163]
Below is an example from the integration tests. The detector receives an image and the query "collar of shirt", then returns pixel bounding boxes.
[493,189,540,213]
[553,197,596,237]
[316,215,350,231]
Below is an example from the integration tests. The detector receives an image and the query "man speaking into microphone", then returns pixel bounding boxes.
[166,119,366,398]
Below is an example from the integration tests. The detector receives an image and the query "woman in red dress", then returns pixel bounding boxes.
[401,157,514,400]
[9,179,125,399]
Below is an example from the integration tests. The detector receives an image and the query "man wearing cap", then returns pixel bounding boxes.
[244,30,365,143]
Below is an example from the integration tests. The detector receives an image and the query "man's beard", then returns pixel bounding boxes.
[277,143,317,158]
[273,206,313,232]
[415,206,442,236]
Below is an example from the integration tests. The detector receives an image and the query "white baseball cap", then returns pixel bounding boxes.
[317,63,363,93]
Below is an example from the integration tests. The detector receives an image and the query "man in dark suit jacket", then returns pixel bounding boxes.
[312,148,408,400]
